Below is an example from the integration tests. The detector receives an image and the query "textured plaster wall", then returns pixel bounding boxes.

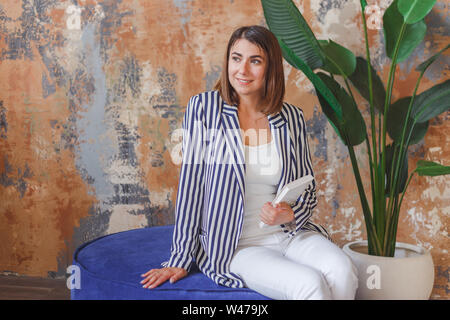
[0,0,448,298]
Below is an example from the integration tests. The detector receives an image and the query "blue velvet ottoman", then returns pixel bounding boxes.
[71,225,270,300]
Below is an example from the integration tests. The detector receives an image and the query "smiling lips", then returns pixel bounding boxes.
[237,78,252,85]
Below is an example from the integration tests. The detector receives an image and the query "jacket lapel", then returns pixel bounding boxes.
[269,110,297,195]
[221,102,246,204]
[221,100,297,205]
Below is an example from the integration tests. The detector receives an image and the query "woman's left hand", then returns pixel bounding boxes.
[259,202,295,226]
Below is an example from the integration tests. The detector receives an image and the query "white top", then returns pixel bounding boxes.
[238,135,283,247]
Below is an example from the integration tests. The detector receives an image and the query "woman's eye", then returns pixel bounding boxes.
[232,56,240,62]
[251,60,261,65]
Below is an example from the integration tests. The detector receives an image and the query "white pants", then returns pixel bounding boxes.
[230,230,359,300]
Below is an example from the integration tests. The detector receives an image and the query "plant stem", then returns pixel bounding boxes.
[365,137,375,214]
[384,117,417,255]
[345,74,384,254]
[388,71,424,203]
[398,171,415,211]
[347,141,382,255]
[380,22,407,255]
[359,0,380,253]
[385,106,425,254]
[384,70,426,253]
[388,194,400,256]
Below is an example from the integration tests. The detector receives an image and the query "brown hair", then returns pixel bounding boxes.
[214,25,285,116]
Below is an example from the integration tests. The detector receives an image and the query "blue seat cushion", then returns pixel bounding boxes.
[71,225,270,300]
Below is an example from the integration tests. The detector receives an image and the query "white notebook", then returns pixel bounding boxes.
[259,174,314,229]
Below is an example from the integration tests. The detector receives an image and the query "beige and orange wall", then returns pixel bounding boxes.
[0,0,448,298]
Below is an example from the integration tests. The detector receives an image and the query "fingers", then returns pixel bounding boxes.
[140,268,187,289]
[259,206,270,225]
[259,209,275,225]
[141,268,158,278]
[263,202,284,212]
[260,202,294,226]
[141,269,171,289]
[260,202,282,225]
[147,272,171,289]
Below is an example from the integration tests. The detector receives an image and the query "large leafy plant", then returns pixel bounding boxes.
[261,0,450,256]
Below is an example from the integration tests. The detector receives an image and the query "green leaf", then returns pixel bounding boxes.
[261,0,325,70]
[398,0,437,24]
[412,79,450,123]
[318,39,357,77]
[315,92,344,142]
[359,0,367,11]
[387,97,429,145]
[384,144,408,196]
[383,0,427,63]
[278,39,343,121]
[416,44,450,72]
[316,72,367,146]
[314,88,344,142]
[349,57,386,114]
[415,160,450,176]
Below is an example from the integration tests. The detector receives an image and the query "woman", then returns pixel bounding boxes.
[140,25,358,300]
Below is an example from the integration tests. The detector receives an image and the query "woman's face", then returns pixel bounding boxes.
[228,38,267,102]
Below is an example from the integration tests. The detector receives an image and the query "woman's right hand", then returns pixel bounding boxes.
[140,267,188,289]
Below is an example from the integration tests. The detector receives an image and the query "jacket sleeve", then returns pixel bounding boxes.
[165,95,205,271]
[281,107,318,236]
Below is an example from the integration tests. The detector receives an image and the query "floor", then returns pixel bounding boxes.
[0,275,70,300]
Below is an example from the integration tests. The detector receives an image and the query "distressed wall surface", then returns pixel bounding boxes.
[0,0,448,298]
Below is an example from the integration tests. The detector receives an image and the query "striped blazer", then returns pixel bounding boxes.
[163,90,331,288]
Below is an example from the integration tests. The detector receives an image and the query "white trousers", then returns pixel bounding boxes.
[230,230,359,300]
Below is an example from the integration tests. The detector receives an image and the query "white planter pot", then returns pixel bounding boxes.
[343,241,434,300]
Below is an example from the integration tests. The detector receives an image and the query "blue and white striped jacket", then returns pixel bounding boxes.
[164,90,330,288]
